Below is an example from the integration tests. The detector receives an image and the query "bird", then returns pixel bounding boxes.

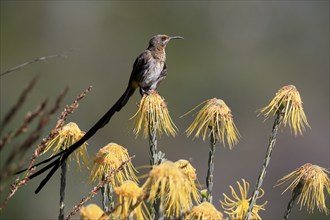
[18,34,183,193]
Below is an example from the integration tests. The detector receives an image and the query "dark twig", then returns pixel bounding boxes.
[283,182,302,220]
[65,156,135,220]
[59,161,67,220]
[0,75,39,133]
[0,50,72,77]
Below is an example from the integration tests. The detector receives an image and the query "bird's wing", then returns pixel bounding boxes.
[128,50,151,85]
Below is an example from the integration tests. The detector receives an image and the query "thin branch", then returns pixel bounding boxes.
[65,156,135,220]
[47,85,70,116]
[0,50,73,77]
[0,99,47,152]
[0,75,39,133]
[245,108,284,220]
[2,100,48,169]
[0,86,91,210]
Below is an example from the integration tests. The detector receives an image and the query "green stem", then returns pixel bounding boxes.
[205,132,217,203]
[58,160,67,220]
[148,112,163,220]
[101,181,114,212]
[245,109,284,220]
[101,184,107,212]
[108,183,115,211]
[148,112,158,167]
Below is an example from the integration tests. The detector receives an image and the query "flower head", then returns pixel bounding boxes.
[143,161,192,218]
[276,163,330,214]
[186,98,240,148]
[131,91,177,138]
[44,122,88,168]
[80,204,108,220]
[221,179,267,220]
[90,143,137,186]
[259,85,310,135]
[174,159,201,204]
[114,180,149,219]
[186,202,224,220]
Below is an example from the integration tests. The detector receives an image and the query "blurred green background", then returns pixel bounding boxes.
[1,1,329,219]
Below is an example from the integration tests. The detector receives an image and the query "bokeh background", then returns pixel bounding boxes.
[1,1,329,219]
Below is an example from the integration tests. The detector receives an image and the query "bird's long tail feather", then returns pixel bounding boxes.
[18,85,136,193]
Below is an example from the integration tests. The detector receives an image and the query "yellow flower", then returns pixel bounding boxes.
[131,91,177,138]
[80,203,108,220]
[174,159,201,204]
[185,98,240,149]
[90,143,137,186]
[143,161,191,218]
[114,180,149,219]
[186,202,224,220]
[221,179,267,220]
[276,163,330,214]
[259,85,310,136]
[43,122,88,168]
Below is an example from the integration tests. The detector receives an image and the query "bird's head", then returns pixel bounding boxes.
[148,34,183,49]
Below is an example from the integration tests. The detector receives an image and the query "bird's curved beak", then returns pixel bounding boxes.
[169,36,184,40]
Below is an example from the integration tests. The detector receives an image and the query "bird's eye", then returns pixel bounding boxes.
[161,36,167,41]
